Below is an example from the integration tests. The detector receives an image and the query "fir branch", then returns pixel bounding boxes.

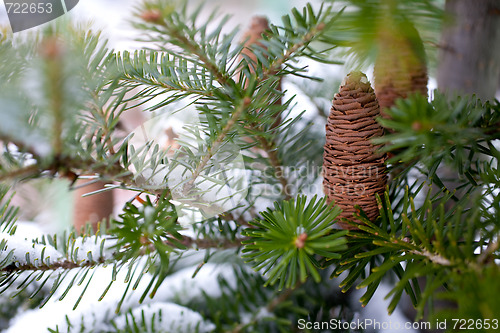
[184,96,250,190]
[477,236,500,264]
[0,155,133,188]
[264,22,327,79]
[410,248,452,266]
[166,27,231,87]
[136,5,232,88]
[88,93,117,156]
[177,235,248,249]
[255,135,291,200]
[116,51,216,102]
[0,235,244,275]
[266,281,302,312]
[243,196,348,289]
[121,73,214,99]
[0,258,103,273]
[40,37,66,157]
[0,165,40,182]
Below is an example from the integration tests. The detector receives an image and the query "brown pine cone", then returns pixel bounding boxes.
[323,71,387,229]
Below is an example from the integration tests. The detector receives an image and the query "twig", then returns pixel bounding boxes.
[185,97,250,190]
[164,24,230,87]
[0,165,40,182]
[411,248,452,266]
[1,258,103,273]
[220,211,252,227]
[179,235,248,249]
[264,22,326,78]
[229,281,303,333]
[256,136,291,200]
[477,236,500,264]
[267,281,302,312]
[2,235,247,274]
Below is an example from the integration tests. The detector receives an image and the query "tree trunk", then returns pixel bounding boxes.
[437,0,500,100]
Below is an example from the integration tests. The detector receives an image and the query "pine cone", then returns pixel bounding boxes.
[238,16,281,128]
[240,16,271,73]
[374,21,428,114]
[323,72,387,229]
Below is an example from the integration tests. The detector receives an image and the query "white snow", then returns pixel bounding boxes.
[0,232,62,267]
[4,262,236,333]
[70,235,118,263]
[112,302,215,333]
[353,282,418,333]
[239,307,274,326]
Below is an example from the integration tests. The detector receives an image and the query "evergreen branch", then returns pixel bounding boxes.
[115,51,217,105]
[135,4,233,89]
[0,258,103,273]
[255,135,291,200]
[242,95,292,199]
[42,38,65,157]
[184,97,250,191]
[242,196,348,290]
[409,248,452,266]
[0,186,18,234]
[0,165,40,182]
[177,235,248,249]
[0,233,244,275]
[88,92,118,156]
[477,236,500,264]
[264,22,327,79]
[5,1,499,328]
[0,154,132,187]
[376,93,500,167]
[166,28,231,87]
[333,185,494,316]
[121,74,214,99]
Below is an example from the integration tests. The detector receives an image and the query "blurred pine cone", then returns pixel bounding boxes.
[238,16,281,128]
[240,16,271,75]
[374,19,428,114]
[323,71,387,229]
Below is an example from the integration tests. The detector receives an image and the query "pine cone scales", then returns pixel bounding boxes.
[323,72,387,229]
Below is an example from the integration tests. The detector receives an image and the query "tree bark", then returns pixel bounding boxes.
[437,0,500,100]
